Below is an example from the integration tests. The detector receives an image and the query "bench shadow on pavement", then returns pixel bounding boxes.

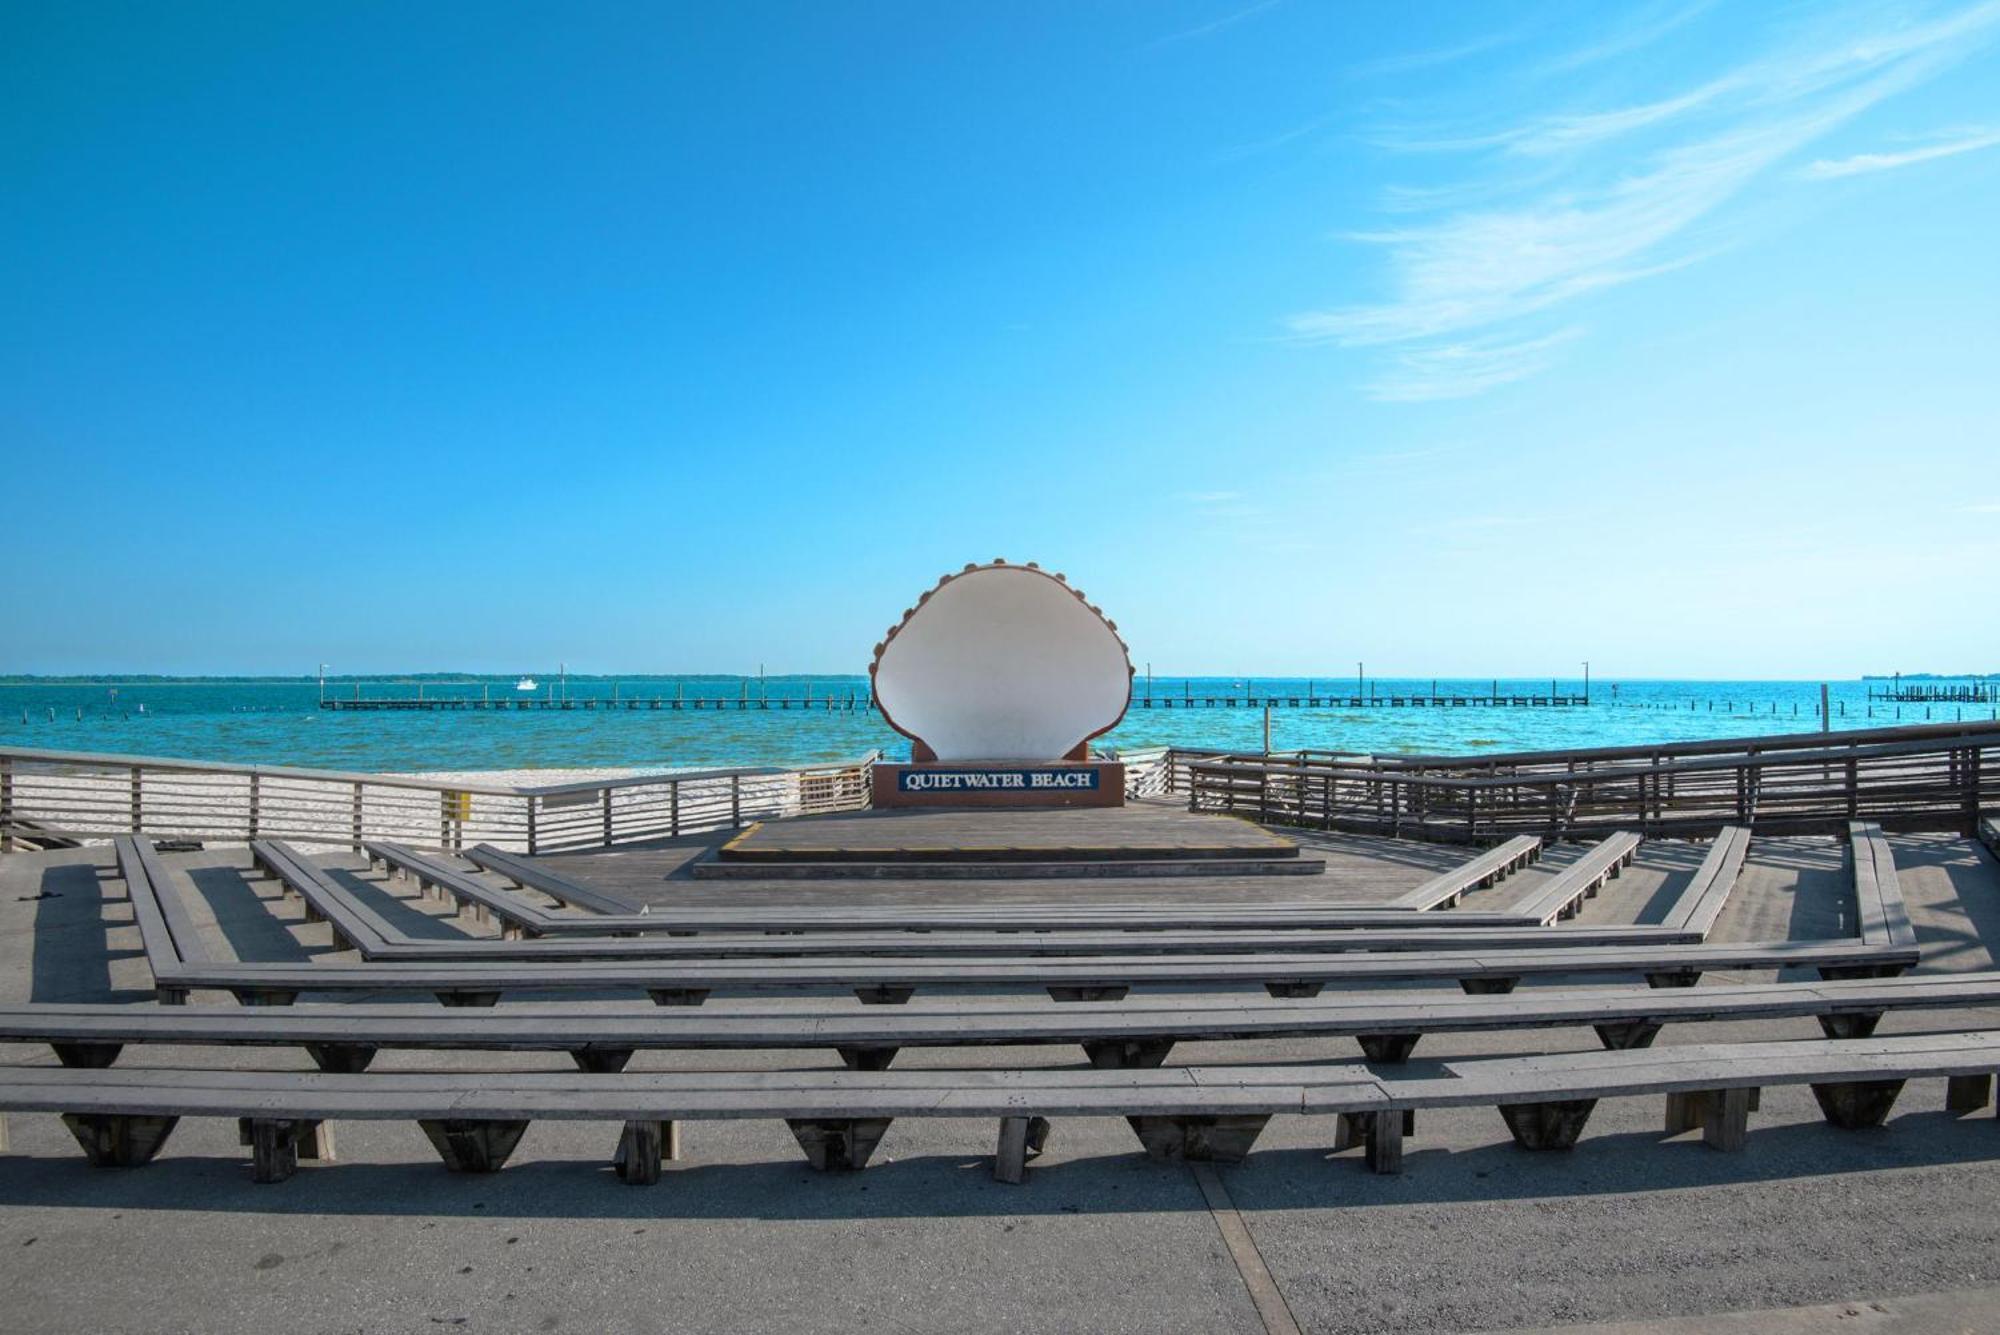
[29,863,150,1004]
[187,866,325,962]
[2,1113,1998,1220]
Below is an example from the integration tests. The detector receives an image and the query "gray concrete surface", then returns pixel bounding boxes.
[2,831,1999,1334]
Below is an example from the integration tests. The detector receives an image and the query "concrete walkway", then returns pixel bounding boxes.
[2,833,1999,1333]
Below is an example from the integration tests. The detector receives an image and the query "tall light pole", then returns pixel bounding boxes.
[318,664,327,705]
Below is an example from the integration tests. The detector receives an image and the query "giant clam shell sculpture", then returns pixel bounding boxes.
[870,560,1134,762]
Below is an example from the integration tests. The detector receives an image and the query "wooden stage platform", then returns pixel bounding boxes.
[698,805,1320,879]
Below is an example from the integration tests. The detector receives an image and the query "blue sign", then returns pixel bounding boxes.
[896,767,1101,794]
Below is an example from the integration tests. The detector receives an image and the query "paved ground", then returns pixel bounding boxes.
[3,828,2000,1333]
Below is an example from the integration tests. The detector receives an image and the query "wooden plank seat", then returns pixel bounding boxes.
[1382,835,1543,910]
[7,971,1998,1078]
[1660,826,1751,937]
[4,1031,1993,1185]
[1980,813,1999,861]
[148,936,1919,1008]
[339,844,1706,960]
[1506,832,1644,926]
[1850,822,1916,947]
[363,842,558,940]
[249,840,396,959]
[456,843,640,914]
[460,843,1584,927]
[112,835,211,1004]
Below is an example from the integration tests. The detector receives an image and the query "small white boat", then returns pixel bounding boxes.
[515,676,538,692]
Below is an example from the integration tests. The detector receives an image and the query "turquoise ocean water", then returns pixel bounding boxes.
[1,676,1992,772]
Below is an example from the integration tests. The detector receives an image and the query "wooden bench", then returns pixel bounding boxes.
[249,839,397,959]
[455,842,1564,932]
[1660,826,1750,936]
[460,843,640,914]
[1383,835,1542,910]
[364,842,559,940]
[1850,821,1916,946]
[148,937,1919,1008]
[112,835,211,1004]
[4,1031,1992,1185]
[1507,832,1644,925]
[335,844,1713,962]
[1980,813,2000,861]
[6,971,1996,1077]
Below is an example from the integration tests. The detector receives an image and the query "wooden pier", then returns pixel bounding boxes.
[319,691,1590,713]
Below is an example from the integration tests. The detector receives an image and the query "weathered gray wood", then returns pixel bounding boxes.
[1383,835,1543,910]
[61,1112,179,1166]
[571,1048,636,1074]
[994,1116,1031,1184]
[1660,826,1751,937]
[1364,1109,1403,1173]
[52,1041,124,1069]
[1498,1099,1597,1150]
[1849,822,1917,947]
[1126,1114,1269,1162]
[249,1118,299,1183]
[786,1117,892,1170]
[613,1119,675,1184]
[1357,1033,1421,1064]
[1946,1073,1992,1114]
[1506,832,1644,926]
[462,844,639,914]
[304,1043,378,1073]
[1703,1087,1753,1151]
[1810,1078,1905,1129]
[419,1118,529,1171]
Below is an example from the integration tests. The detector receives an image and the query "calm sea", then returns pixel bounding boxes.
[1,675,1990,772]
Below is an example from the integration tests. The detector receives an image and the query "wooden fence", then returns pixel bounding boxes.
[0,747,881,855]
[1178,723,1998,840]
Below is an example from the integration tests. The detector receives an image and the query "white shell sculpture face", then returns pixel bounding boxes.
[871,562,1133,762]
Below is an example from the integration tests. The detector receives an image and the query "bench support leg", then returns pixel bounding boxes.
[1081,1039,1176,1070]
[1646,971,1701,989]
[51,1042,124,1068]
[1946,1074,1993,1115]
[1459,977,1518,995]
[1364,1111,1404,1174]
[61,1113,179,1167]
[1593,1021,1663,1050]
[1263,982,1323,999]
[1500,1099,1598,1151]
[0,1114,7,1154]
[248,1119,300,1183]
[1357,1033,1421,1064]
[993,1115,1050,1184]
[233,989,299,1007]
[786,1118,892,1171]
[436,991,502,1008]
[1818,964,1906,982]
[305,1043,379,1073]
[571,1048,636,1074]
[1811,1079,1905,1129]
[613,1120,677,1184]
[1126,1114,1269,1163]
[1046,986,1128,1003]
[647,989,711,1007]
[1816,1011,1884,1040]
[1703,1088,1753,1151]
[156,987,189,1006]
[835,1045,900,1071]
[419,1118,530,1171]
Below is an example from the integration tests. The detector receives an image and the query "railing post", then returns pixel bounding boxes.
[0,756,12,852]
[526,796,539,856]
[248,773,260,841]
[129,766,142,834]
[1964,747,1982,837]
[731,774,742,828]
[350,782,363,852]
[602,786,614,848]
[670,780,680,837]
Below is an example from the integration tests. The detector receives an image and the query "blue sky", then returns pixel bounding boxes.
[5,0,1997,678]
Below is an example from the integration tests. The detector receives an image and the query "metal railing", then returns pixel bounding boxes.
[0,747,881,855]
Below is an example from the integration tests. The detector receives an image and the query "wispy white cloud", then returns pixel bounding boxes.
[1150,0,1282,48]
[1539,0,1716,74]
[1960,501,2000,514]
[1347,28,1521,79]
[1297,1,2000,401]
[1801,125,2000,177]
